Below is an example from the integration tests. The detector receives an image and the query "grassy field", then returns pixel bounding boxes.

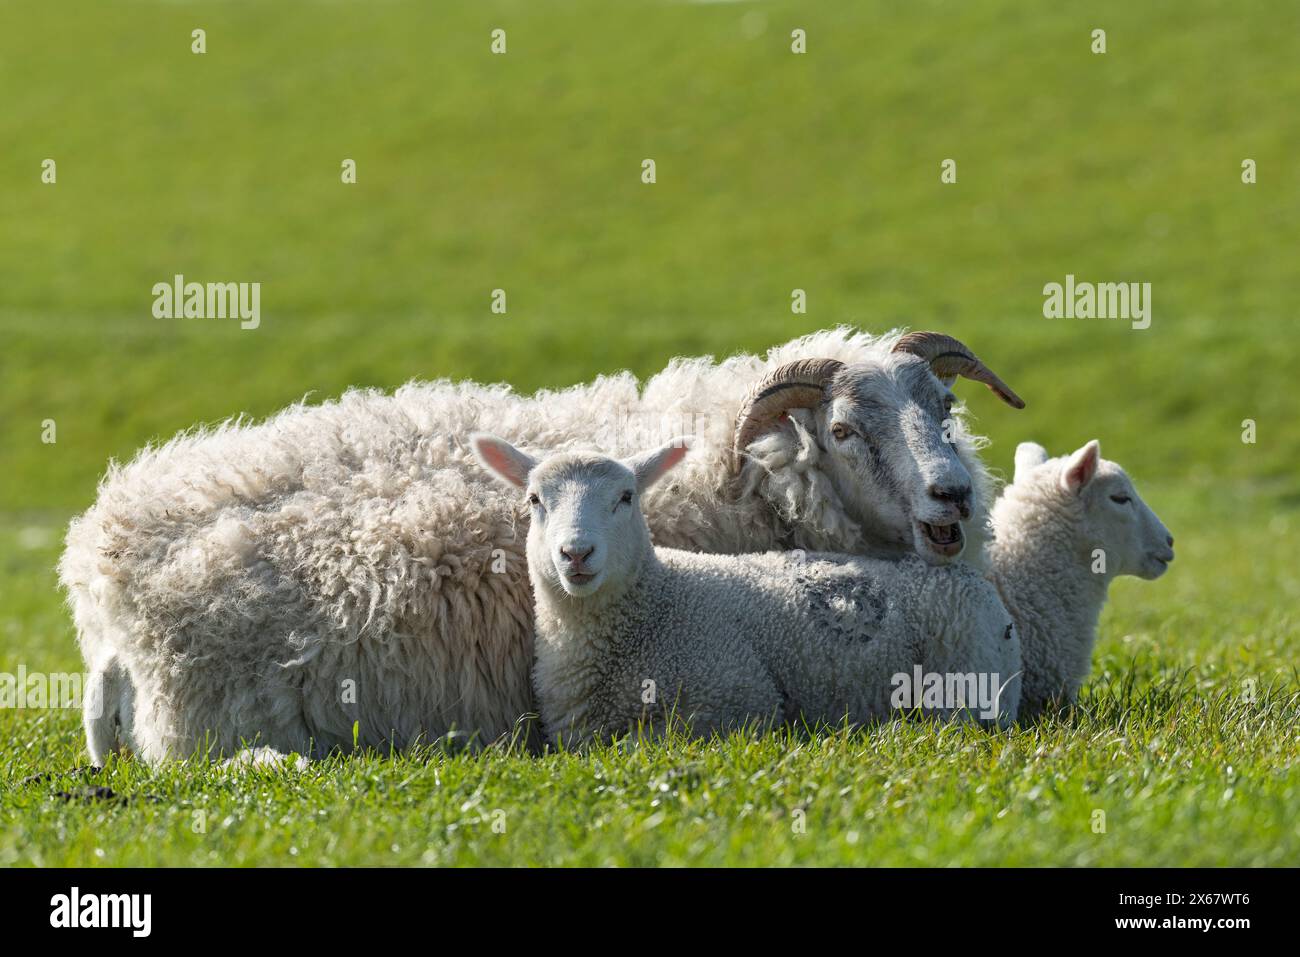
[1,0,1297,866]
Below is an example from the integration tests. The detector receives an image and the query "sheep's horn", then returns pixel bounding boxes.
[891,331,1025,409]
[732,358,845,467]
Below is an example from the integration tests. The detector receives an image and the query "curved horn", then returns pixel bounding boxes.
[892,331,1025,409]
[732,358,845,466]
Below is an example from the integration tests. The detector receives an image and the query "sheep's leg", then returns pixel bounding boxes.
[222,746,310,771]
[83,654,135,766]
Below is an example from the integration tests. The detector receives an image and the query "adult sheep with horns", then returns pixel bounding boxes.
[60,326,1023,763]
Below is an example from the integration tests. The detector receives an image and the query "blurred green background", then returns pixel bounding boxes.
[0,0,1297,865]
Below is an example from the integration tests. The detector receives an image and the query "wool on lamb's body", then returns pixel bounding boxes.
[59,326,1021,763]
[473,436,1021,746]
[987,440,1174,719]
[535,548,1021,744]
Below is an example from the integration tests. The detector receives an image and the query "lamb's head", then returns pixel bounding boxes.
[472,433,688,599]
[734,332,1024,564]
[1009,439,1175,580]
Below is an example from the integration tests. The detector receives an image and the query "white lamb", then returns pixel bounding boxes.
[59,327,1024,763]
[471,434,1022,746]
[988,440,1174,719]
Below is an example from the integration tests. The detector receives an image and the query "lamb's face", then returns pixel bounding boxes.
[1014,440,1175,580]
[524,455,651,598]
[819,356,978,565]
[471,434,688,600]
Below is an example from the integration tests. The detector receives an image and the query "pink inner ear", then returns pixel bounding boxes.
[1064,445,1099,491]
[661,443,688,473]
[477,440,527,487]
[638,442,689,489]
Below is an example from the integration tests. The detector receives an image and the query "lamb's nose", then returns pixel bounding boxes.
[928,483,972,519]
[560,545,595,567]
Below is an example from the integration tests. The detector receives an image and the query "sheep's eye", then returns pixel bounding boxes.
[943,395,955,413]
[830,423,855,442]
[1110,494,1131,505]
[615,490,634,510]
[527,493,541,507]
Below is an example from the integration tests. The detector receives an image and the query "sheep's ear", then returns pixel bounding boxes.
[1013,442,1049,482]
[1060,440,1101,495]
[470,433,536,489]
[625,437,690,493]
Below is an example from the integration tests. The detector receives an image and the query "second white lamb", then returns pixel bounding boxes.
[988,439,1174,719]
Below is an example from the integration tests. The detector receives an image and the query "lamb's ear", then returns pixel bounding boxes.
[1060,440,1101,495]
[1014,442,1050,482]
[625,437,690,493]
[470,433,536,489]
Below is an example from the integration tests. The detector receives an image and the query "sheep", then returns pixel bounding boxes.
[471,434,1022,746]
[987,440,1174,720]
[58,326,1024,763]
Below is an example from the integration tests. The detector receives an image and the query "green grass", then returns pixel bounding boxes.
[1,0,1298,865]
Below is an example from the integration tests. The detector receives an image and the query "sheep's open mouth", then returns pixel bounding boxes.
[919,521,964,556]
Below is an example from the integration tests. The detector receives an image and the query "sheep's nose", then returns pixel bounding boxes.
[560,545,595,567]
[1167,534,1174,547]
[928,483,972,519]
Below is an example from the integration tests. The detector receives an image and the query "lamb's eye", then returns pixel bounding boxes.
[1110,494,1131,505]
[527,493,541,507]
[943,395,955,414]
[830,423,855,442]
